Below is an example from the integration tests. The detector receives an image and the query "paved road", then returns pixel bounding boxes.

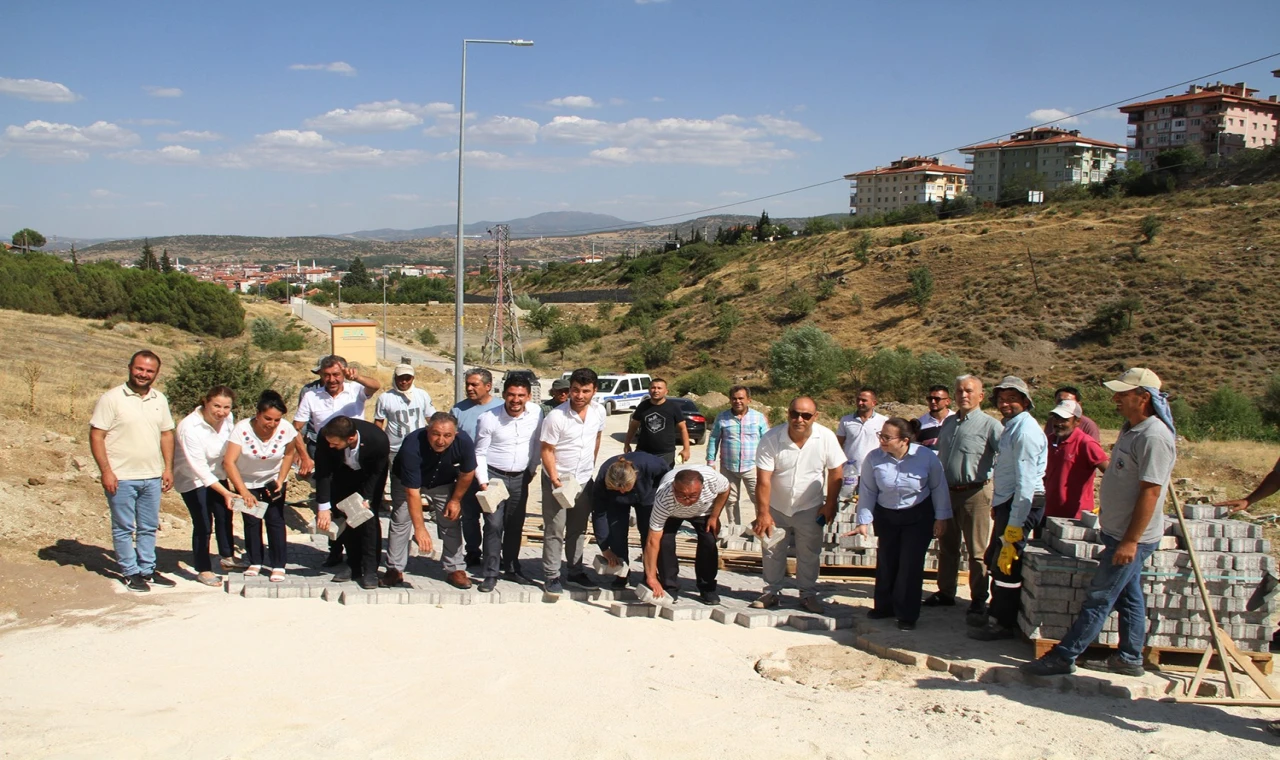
[289,298,454,374]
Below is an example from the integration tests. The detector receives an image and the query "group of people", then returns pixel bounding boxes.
[91,349,1198,676]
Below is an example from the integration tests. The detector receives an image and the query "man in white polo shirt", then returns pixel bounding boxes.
[375,363,435,586]
[89,350,177,592]
[540,368,606,596]
[837,388,887,493]
[293,354,380,566]
[643,465,731,605]
[753,396,846,613]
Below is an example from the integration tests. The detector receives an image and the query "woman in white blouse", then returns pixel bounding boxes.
[224,390,297,582]
[174,385,241,586]
[853,417,952,631]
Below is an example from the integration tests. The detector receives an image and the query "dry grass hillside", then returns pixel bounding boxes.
[540,182,1280,406]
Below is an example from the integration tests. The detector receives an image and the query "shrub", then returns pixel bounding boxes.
[417,326,438,346]
[741,274,761,293]
[640,339,674,368]
[623,353,645,374]
[907,266,934,311]
[673,368,730,396]
[1258,374,1280,427]
[1140,214,1162,243]
[1182,386,1272,441]
[768,325,847,395]
[854,232,872,266]
[897,229,926,246]
[715,304,742,342]
[816,278,836,301]
[250,318,306,351]
[596,301,616,320]
[1084,296,1143,345]
[515,294,541,311]
[861,347,965,402]
[785,286,816,320]
[165,348,286,420]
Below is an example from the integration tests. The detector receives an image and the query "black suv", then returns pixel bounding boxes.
[501,368,541,405]
[669,397,707,445]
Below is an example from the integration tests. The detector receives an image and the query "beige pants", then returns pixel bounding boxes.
[936,483,992,605]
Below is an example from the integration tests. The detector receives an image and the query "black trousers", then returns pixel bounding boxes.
[180,485,236,573]
[592,501,652,563]
[339,506,382,581]
[462,481,483,558]
[657,515,717,597]
[243,485,288,570]
[985,498,1045,629]
[871,499,936,624]
[485,469,532,578]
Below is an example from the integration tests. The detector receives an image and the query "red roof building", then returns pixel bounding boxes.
[1119,82,1280,168]
[959,127,1124,202]
[841,156,971,216]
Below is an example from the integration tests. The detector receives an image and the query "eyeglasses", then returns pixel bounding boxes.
[787,410,815,421]
[877,434,901,442]
[928,396,948,402]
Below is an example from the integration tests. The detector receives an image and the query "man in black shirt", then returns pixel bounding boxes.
[395,412,477,590]
[623,378,690,466]
[590,451,670,588]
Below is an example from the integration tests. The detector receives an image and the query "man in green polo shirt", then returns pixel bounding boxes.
[89,350,176,593]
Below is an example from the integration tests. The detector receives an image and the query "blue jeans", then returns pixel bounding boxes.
[107,479,162,577]
[1051,534,1158,664]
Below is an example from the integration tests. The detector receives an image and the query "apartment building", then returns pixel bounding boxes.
[1120,82,1280,168]
[959,127,1124,203]
[842,156,971,216]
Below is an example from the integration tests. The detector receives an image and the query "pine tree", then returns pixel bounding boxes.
[756,210,773,240]
[160,248,174,273]
[136,238,159,271]
[341,255,372,290]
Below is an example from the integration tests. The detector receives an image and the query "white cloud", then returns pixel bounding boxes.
[1027,108,1079,125]
[468,116,539,144]
[255,129,334,148]
[305,100,455,133]
[609,98,627,106]
[158,130,222,142]
[385,193,421,202]
[719,190,747,198]
[650,96,665,102]
[0,77,82,102]
[289,62,357,76]
[109,145,202,165]
[90,188,121,198]
[2,120,140,161]
[143,85,183,98]
[636,0,670,4]
[214,129,430,172]
[755,115,821,141]
[540,113,813,166]
[547,95,599,109]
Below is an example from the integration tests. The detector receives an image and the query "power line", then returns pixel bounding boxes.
[545,51,1280,237]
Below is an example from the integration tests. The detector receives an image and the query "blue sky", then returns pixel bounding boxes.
[2,0,1279,239]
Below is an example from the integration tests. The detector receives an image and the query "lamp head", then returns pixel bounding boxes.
[510,39,534,46]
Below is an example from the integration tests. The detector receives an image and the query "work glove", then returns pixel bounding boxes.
[996,525,1024,576]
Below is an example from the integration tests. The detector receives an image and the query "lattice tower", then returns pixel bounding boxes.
[481,224,524,366]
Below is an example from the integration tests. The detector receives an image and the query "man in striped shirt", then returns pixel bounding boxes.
[642,465,730,605]
[705,385,768,529]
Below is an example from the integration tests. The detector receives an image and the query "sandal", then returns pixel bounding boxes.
[221,556,249,571]
[269,568,286,583]
[197,572,222,587]
[244,565,262,577]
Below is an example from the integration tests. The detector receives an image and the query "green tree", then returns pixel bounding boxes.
[756,210,773,240]
[640,338,674,368]
[1140,215,1162,243]
[907,266,934,311]
[263,279,293,300]
[768,325,847,395]
[784,285,816,320]
[715,303,741,342]
[165,347,285,420]
[854,232,872,266]
[342,255,373,290]
[417,326,438,346]
[12,228,46,251]
[803,216,838,236]
[525,303,562,334]
[998,169,1046,205]
[547,323,583,360]
[136,238,159,271]
[160,248,174,273]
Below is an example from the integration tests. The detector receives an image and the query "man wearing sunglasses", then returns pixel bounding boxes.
[751,397,845,612]
[915,385,952,449]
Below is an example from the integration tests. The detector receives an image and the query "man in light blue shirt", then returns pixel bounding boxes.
[970,376,1047,641]
[705,386,769,528]
[450,368,503,566]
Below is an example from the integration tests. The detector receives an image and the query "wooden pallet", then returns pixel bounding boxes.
[1032,637,1273,675]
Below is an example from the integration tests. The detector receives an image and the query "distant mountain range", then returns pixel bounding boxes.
[328,211,640,241]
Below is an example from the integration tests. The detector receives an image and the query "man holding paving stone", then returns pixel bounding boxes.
[314,416,390,590]
[396,412,477,589]
[642,466,731,605]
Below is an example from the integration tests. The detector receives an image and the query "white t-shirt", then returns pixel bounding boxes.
[294,382,368,434]
[173,408,235,493]
[539,402,607,483]
[375,387,434,453]
[756,423,846,515]
[837,412,887,475]
[229,418,298,489]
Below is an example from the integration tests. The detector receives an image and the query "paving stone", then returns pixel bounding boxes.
[884,647,924,667]
[735,611,782,629]
[660,605,709,621]
[786,614,837,632]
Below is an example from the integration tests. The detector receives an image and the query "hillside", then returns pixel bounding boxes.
[519,182,1280,406]
[331,211,640,241]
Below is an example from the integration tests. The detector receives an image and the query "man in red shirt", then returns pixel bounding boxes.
[1044,400,1109,519]
[1041,386,1102,443]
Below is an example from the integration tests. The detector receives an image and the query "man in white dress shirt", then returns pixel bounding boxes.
[539,368,606,597]
[836,388,887,493]
[753,396,846,613]
[473,374,543,593]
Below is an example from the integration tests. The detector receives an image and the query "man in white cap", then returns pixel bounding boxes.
[1023,368,1175,677]
[376,363,435,586]
[1043,399,1109,521]
[970,375,1046,641]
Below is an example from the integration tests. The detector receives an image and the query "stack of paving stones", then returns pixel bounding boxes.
[718,504,963,572]
[1020,491,1276,654]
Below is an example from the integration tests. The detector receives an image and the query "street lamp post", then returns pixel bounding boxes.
[454,37,533,403]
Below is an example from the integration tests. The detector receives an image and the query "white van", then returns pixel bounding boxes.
[593,373,653,415]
